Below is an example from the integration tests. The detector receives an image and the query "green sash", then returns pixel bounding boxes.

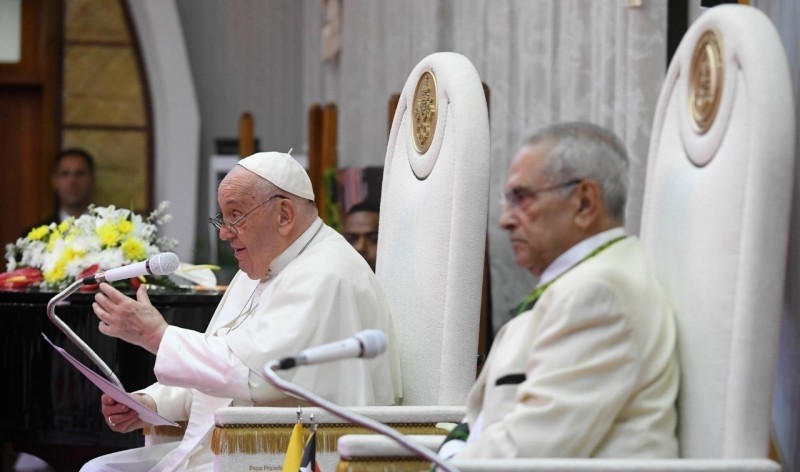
[514,235,627,316]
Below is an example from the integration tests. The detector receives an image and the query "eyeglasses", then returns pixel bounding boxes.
[501,179,582,210]
[209,194,288,234]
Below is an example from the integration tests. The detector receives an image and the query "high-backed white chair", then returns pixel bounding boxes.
[337,5,795,471]
[210,52,491,471]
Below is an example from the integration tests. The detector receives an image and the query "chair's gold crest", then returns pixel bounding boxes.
[412,70,438,153]
[689,29,724,134]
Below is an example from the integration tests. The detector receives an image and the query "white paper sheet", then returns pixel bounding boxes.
[42,333,179,427]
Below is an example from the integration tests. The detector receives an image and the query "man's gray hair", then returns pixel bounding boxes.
[525,122,629,221]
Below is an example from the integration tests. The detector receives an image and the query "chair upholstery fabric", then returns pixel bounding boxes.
[210,52,490,470]
[337,435,780,472]
[214,407,464,472]
[638,4,795,459]
[334,5,795,469]
[376,51,490,406]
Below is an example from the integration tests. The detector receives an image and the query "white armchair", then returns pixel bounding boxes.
[336,5,795,471]
[211,51,491,471]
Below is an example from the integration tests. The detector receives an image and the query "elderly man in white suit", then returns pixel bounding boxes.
[444,122,679,460]
[81,152,402,472]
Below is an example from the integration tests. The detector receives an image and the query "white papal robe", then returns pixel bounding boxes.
[81,218,403,471]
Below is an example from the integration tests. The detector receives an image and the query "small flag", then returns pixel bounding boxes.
[282,422,304,472]
[299,430,321,472]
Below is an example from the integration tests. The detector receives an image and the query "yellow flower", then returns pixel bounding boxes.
[58,219,72,233]
[117,219,133,234]
[97,223,120,247]
[43,259,67,283]
[43,248,84,283]
[46,230,62,251]
[121,238,146,260]
[62,247,82,261]
[27,225,50,241]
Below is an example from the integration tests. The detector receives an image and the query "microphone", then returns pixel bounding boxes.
[261,329,459,472]
[82,252,181,285]
[276,329,387,370]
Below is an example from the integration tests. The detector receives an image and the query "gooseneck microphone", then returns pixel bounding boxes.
[47,252,180,390]
[262,331,459,472]
[276,329,387,370]
[82,252,181,285]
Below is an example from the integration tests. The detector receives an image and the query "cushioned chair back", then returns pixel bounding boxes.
[377,52,490,406]
[638,5,795,459]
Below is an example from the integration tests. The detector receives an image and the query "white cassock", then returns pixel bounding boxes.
[81,218,403,471]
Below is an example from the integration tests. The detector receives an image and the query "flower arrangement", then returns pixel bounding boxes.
[3,202,177,291]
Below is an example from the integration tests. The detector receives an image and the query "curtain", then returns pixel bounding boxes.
[303,0,667,333]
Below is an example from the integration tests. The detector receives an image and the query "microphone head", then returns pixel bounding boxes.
[149,252,180,276]
[355,329,388,359]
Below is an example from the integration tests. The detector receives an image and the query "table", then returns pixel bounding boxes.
[0,287,223,471]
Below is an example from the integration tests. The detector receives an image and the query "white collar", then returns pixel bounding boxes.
[537,227,627,287]
[266,217,324,278]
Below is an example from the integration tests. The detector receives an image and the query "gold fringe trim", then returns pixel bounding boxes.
[336,459,431,472]
[211,423,447,455]
[143,421,187,437]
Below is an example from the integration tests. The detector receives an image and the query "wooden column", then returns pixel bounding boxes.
[307,104,323,212]
[238,112,254,158]
[321,104,338,174]
[320,103,339,225]
[388,93,401,137]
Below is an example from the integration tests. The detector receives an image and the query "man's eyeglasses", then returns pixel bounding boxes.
[502,179,582,210]
[209,194,288,234]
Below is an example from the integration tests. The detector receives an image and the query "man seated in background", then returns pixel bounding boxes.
[82,152,402,471]
[443,122,679,460]
[342,199,380,271]
[22,149,96,237]
[49,148,95,223]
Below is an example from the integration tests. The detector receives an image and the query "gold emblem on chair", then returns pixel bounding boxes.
[689,29,724,134]
[412,71,438,154]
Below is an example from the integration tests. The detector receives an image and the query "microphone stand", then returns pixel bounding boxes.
[47,279,124,389]
[263,360,459,472]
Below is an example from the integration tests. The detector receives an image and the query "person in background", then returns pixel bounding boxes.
[342,199,380,271]
[20,149,96,239]
[441,122,679,460]
[82,152,402,471]
[50,148,95,223]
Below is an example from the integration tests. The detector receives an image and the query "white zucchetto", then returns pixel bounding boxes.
[237,152,315,201]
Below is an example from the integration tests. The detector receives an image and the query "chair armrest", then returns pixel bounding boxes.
[214,404,465,426]
[337,435,781,472]
[212,405,464,472]
[451,459,782,472]
[338,433,445,457]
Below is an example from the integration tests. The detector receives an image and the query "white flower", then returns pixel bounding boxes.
[4,202,175,289]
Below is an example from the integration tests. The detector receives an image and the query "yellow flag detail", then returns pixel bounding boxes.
[282,422,304,472]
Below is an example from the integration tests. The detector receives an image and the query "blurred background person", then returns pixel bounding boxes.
[342,199,380,271]
[49,148,96,224]
[19,149,96,239]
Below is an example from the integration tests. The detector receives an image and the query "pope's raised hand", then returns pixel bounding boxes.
[93,283,168,354]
